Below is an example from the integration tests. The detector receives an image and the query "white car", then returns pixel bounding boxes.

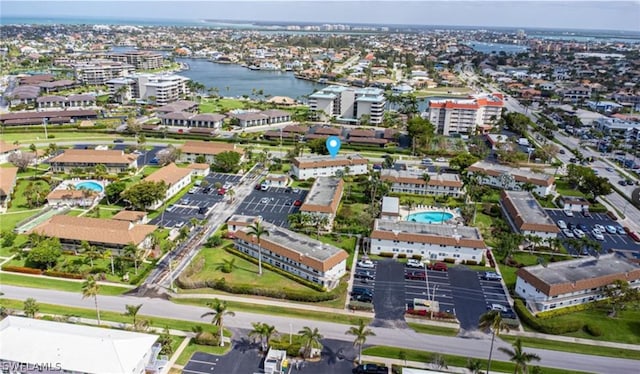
[592,229,605,241]
[406,259,423,268]
[563,229,575,238]
[435,157,446,162]
[260,197,270,204]
[605,225,617,234]
[487,304,507,312]
[357,260,375,269]
[563,210,574,217]
[557,220,567,230]
[573,229,585,238]
[594,224,606,233]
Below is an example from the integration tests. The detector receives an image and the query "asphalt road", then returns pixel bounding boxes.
[1,285,638,373]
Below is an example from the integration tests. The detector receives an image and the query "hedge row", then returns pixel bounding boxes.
[514,299,583,334]
[2,265,44,275]
[536,302,591,319]
[43,270,85,279]
[348,301,374,312]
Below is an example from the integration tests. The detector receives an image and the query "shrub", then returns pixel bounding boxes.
[1,265,43,275]
[536,303,591,319]
[464,260,478,266]
[397,253,407,259]
[194,331,220,346]
[584,323,603,337]
[43,270,85,279]
[348,302,374,311]
[378,252,394,258]
[443,258,456,264]
[514,299,583,334]
[411,254,422,260]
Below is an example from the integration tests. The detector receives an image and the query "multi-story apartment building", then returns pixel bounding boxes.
[369,219,486,263]
[36,94,96,109]
[109,51,164,70]
[159,112,225,129]
[143,163,192,209]
[516,254,640,314]
[561,85,592,102]
[308,85,385,125]
[300,177,343,232]
[500,191,559,239]
[427,93,503,135]
[179,140,239,164]
[106,73,190,105]
[594,117,640,141]
[291,154,369,180]
[49,149,138,174]
[380,170,464,197]
[73,60,134,85]
[227,216,348,290]
[467,161,555,196]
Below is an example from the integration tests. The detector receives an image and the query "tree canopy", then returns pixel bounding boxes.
[212,151,242,173]
[449,153,479,171]
[307,138,329,155]
[121,180,167,211]
[26,238,62,269]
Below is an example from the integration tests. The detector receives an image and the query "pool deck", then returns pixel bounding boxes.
[57,179,106,193]
[400,205,462,224]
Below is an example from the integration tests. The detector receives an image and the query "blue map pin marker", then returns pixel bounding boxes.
[326,136,341,158]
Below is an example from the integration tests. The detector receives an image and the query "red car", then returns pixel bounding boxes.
[405,271,426,280]
[293,200,302,206]
[428,262,448,272]
[217,188,226,195]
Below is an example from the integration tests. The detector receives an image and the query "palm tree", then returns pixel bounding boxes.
[247,220,269,276]
[345,319,375,364]
[201,298,235,346]
[227,188,236,203]
[466,358,483,374]
[498,338,541,374]
[249,322,278,351]
[261,323,277,351]
[123,243,143,274]
[249,322,266,348]
[104,249,115,275]
[124,304,143,326]
[82,275,101,325]
[478,310,510,374]
[299,326,323,360]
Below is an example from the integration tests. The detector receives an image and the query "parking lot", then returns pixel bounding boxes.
[545,209,640,255]
[205,172,242,187]
[235,186,307,227]
[356,260,512,330]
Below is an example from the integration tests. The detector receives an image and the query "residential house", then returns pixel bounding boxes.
[515,254,640,314]
[159,112,225,129]
[500,191,560,239]
[380,170,464,197]
[0,109,98,127]
[561,85,592,102]
[112,210,149,224]
[0,141,20,164]
[143,163,192,209]
[291,154,369,180]
[558,196,591,213]
[467,161,556,196]
[0,167,18,210]
[46,189,100,207]
[369,219,486,263]
[227,215,348,290]
[179,140,239,164]
[49,149,138,174]
[186,163,211,177]
[300,177,343,232]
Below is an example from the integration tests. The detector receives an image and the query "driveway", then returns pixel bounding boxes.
[372,260,407,327]
[448,266,487,331]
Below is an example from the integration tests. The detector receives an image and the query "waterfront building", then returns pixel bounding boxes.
[159,112,225,129]
[500,191,559,239]
[300,177,343,232]
[291,154,369,180]
[308,85,385,125]
[466,161,555,196]
[427,93,504,135]
[73,59,134,85]
[0,316,166,374]
[369,219,486,263]
[380,170,464,197]
[143,163,192,209]
[49,149,138,174]
[227,215,348,290]
[109,50,164,70]
[36,94,96,109]
[106,73,190,105]
[229,109,291,128]
[516,254,640,314]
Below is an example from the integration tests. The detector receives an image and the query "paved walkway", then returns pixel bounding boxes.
[0,265,135,289]
[360,355,487,374]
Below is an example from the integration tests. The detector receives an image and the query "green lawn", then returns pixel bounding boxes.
[0,272,129,295]
[407,322,459,336]
[173,298,370,326]
[0,210,38,232]
[501,335,640,360]
[555,180,586,198]
[1,132,118,143]
[363,346,589,374]
[9,179,50,211]
[175,340,230,365]
[199,98,248,113]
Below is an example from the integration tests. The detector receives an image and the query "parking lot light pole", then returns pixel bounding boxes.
[423,262,430,301]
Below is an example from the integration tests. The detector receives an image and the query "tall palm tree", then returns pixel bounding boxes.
[298,326,323,360]
[82,275,101,325]
[247,220,269,276]
[478,310,510,374]
[123,243,142,274]
[201,298,235,346]
[124,304,143,326]
[249,322,278,351]
[227,188,236,203]
[345,319,376,364]
[498,338,541,374]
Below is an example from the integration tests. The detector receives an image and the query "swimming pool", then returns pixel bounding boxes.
[75,181,104,193]
[406,211,454,224]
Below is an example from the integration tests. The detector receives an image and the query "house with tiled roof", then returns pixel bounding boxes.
[380,170,464,197]
[143,163,192,209]
[516,254,640,314]
[46,189,99,207]
[30,215,157,251]
[467,161,555,196]
[500,191,559,239]
[111,210,148,224]
[49,149,138,174]
[0,141,20,164]
[226,215,348,290]
[179,140,239,164]
[291,154,368,180]
[300,177,343,232]
[369,219,486,263]
[0,167,18,210]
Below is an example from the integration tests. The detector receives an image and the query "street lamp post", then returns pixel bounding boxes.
[423,262,430,301]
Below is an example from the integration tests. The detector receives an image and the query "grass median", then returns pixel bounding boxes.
[501,335,640,360]
[0,272,129,296]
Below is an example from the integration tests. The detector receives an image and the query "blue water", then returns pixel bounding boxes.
[75,181,104,193]
[465,41,529,54]
[407,211,454,224]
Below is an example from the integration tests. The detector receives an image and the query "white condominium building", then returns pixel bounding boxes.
[73,59,134,85]
[380,169,464,197]
[291,154,369,180]
[427,93,503,135]
[309,85,385,125]
[369,219,486,263]
[106,73,190,105]
[467,161,556,196]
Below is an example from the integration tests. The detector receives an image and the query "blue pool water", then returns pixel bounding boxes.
[75,181,104,193]
[407,211,454,224]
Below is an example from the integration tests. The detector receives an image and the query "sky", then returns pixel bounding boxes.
[2,0,640,32]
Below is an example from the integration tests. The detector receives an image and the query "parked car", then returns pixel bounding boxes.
[427,262,448,272]
[605,225,618,234]
[615,226,626,235]
[405,271,426,280]
[292,188,300,193]
[618,180,626,186]
[557,220,567,229]
[284,186,292,193]
[351,287,373,297]
[435,157,446,162]
[573,229,585,238]
[351,293,372,303]
[500,309,517,319]
[592,229,605,241]
[217,188,226,195]
[563,210,574,217]
[582,210,592,217]
[260,197,270,204]
[480,271,502,281]
[260,182,269,191]
[563,228,575,238]
[113,138,124,143]
[293,200,302,206]
[594,224,606,233]
[353,364,388,374]
[628,231,640,242]
[255,184,262,190]
[577,224,588,232]
[354,270,374,281]
[357,260,375,268]
[406,259,423,268]
[487,303,508,312]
